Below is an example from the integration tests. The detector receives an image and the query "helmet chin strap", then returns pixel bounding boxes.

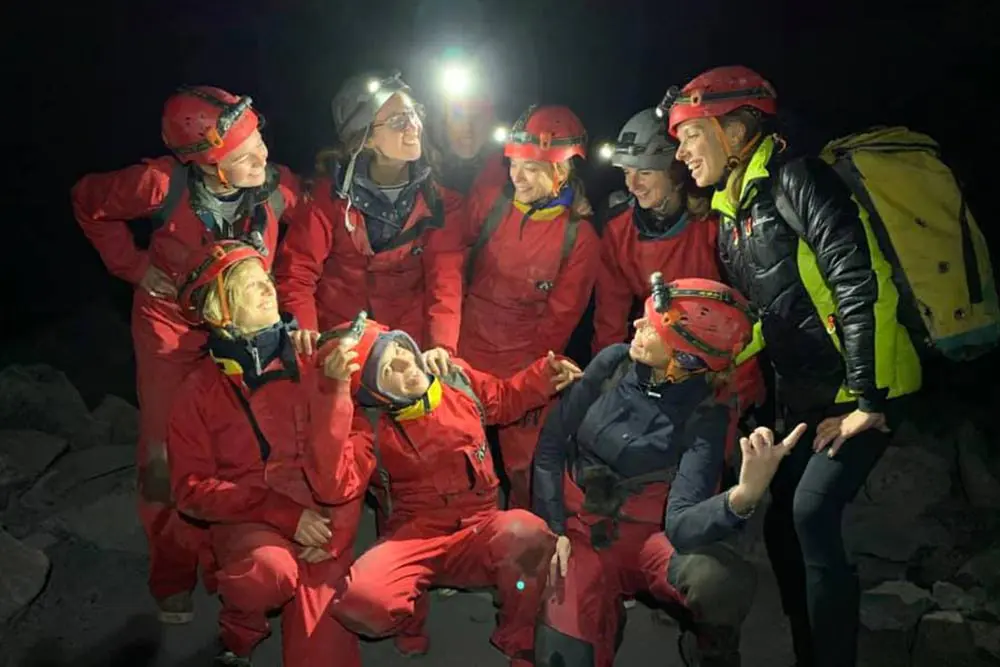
[663,357,708,384]
[215,164,233,190]
[340,124,373,233]
[709,116,761,181]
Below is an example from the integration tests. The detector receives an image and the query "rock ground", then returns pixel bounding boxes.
[3,342,1000,666]
[0,503,795,667]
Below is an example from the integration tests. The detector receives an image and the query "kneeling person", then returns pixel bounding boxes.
[167,241,371,667]
[533,274,806,667]
[320,316,581,666]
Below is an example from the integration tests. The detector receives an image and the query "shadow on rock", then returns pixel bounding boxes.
[21,613,162,667]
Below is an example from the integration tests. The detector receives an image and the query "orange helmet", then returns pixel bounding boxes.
[315,313,389,398]
[662,66,777,138]
[504,104,587,162]
[176,240,265,327]
[643,273,754,372]
[162,86,261,165]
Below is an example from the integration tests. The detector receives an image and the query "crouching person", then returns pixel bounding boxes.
[533,274,807,667]
[316,316,581,666]
[166,241,372,667]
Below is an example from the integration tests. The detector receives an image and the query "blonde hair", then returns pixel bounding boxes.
[550,161,592,218]
[200,258,266,336]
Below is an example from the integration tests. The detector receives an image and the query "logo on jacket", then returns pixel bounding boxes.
[410,245,424,256]
[516,406,544,427]
[474,441,488,463]
[535,280,555,292]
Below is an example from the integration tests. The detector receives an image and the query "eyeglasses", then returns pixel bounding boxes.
[372,106,424,132]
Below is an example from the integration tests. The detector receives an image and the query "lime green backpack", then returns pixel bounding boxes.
[776,126,999,361]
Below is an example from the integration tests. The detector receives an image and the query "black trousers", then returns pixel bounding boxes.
[764,402,896,667]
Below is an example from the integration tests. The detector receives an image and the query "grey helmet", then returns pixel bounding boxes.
[331,71,412,139]
[610,108,677,170]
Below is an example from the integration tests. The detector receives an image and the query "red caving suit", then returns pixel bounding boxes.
[330,357,563,664]
[274,173,466,352]
[167,345,372,665]
[459,181,600,509]
[71,156,300,600]
[593,194,765,452]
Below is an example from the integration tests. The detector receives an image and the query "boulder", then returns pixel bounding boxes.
[0,527,50,624]
[0,365,110,450]
[932,581,988,615]
[51,489,145,555]
[891,419,956,460]
[856,443,952,516]
[860,580,935,632]
[91,395,139,447]
[844,505,952,563]
[857,555,908,590]
[969,621,1000,661]
[955,421,1000,510]
[856,627,912,667]
[911,611,988,667]
[0,430,68,507]
[956,547,1000,591]
[18,446,135,512]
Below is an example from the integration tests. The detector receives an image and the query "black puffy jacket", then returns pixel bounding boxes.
[712,136,920,413]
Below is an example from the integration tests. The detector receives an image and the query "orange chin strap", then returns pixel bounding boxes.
[709,116,761,171]
[215,164,232,189]
[208,271,233,328]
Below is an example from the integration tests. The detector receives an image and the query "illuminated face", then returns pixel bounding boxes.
[628,315,670,368]
[370,93,423,162]
[218,130,269,188]
[376,339,430,398]
[509,158,559,205]
[621,167,677,211]
[675,118,729,187]
[229,260,280,332]
[445,101,494,159]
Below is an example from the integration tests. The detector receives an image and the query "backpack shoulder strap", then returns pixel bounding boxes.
[559,215,581,268]
[265,164,286,220]
[225,381,271,461]
[150,161,190,230]
[441,369,486,427]
[465,192,511,286]
[363,407,393,517]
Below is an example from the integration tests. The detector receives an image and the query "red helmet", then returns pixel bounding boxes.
[643,274,754,372]
[315,315,389,397]
[176,240,265,326]
[504,104,587,162]
[663,66,777,138]
[162,86,261,165]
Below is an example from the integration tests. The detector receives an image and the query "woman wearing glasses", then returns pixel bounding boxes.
[274,71,466,377]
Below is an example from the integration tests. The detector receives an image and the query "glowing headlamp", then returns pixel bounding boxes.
[441,64,473,99]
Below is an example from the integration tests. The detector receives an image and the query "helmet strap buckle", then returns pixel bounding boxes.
[204,126,224,148]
